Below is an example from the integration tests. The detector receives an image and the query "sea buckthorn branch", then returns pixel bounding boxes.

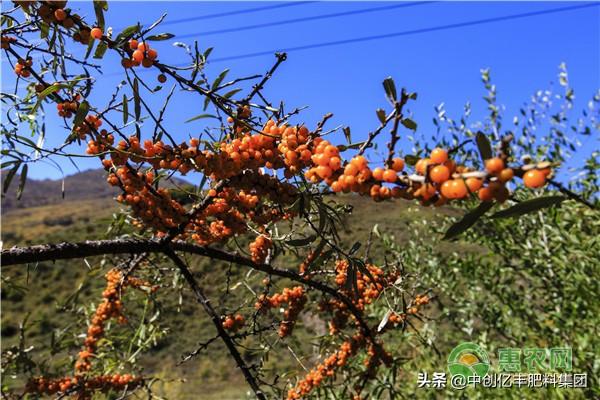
[1,238,381,348]
[24,267,153,399]
[243,52,287,103]
[163,249,267,400]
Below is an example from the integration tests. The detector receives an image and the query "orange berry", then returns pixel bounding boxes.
[54,9,66,21]
[523,169,546,188]
[344,163,359,176]
[441,179,467,199]
[382,169,397,183]
[316,165,332,179]
[137,42,147,53]
[415,158,430,175]
[90,27,103,40]
[142,58,153,68]
[498,168,514,182]
[465,177,483,193]
[129,39,139,50]
[429,165,450,184]
[478,186,494,202]
[331,181,342,193]
[392,157,405,172]
[147,48,158,60]
[372,167,384,181]
[430,148,448,164]
[351,155,368,170]
[132,50,144,63]
[157,74,167,83]
[485,157,504,174]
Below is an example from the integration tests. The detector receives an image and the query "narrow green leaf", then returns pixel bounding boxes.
[476,131,493,161]
[114,24,139,44]
[146,33,174,41]
[16,164,27,200]
[203,95,211,111]
[73,101,89,128]
[222,88,242,99]
[376,108,386,124]
[93,1,107,30]
[404,154,419,166]
[444,201,494,240]
[401,118,417,131]
[491,196,567,219]
[286,235,317,247]
[185,114,216,123]
[122,94,128,125]
[93,41,108,59]
[133,78,141,121]
[84,36,94,60]
[211,69,230,91]
[38,83,61,99]
[40,22,49,39]
[382,77,397,102]
[3,162,20,194]
[343,127,351,144]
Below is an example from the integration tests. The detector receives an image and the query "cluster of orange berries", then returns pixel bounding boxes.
[256,286,307,337]
[73,114,102,139]
[76,268,156,373]
[14,57,32,78]
[387,294,430,326]
[86,129,114,155]
[277,124,313,176]
[304,139,343,182]
[287,334,364,400]
[249,235,272,264]
[222,314,245,332]
[121,40,158,69]
[35,2,76,29]
[333,260,390,311]
[26,374,141,399]
[105,166,187,232]
[56,94,81,118]
[1,35,16,50]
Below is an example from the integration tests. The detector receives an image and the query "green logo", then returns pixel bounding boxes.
[447,342,490,379]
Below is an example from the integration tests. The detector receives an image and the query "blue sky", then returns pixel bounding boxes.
[2,1,599,180]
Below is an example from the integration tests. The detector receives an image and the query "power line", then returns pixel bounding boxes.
[208,3,598,63]
[175,2,437,39]
[159,1,316,27]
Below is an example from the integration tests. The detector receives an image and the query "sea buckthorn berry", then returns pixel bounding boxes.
[391,157,405,172]
[441,179,468,199]
[146,48,158,60]
[478,186,494,202]
[429,165,450,184]
[142,58,153,68]
[523,169,546,188]
[430,148,448,164]
[415,158,430,175]
[465,177,483,193]
[498,168,514,182]
[382,169,397,183]
[54,9,66,21]
[132,50,144,63]
[129,39,139,50]
[91,27,103,40]
[485,157,504,174]
[157,74,167,83]
[372,168,384,181]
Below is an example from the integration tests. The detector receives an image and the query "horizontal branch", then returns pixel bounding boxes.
[1,238,378,346]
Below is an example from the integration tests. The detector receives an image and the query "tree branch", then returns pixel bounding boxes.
[164,250,266,400]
